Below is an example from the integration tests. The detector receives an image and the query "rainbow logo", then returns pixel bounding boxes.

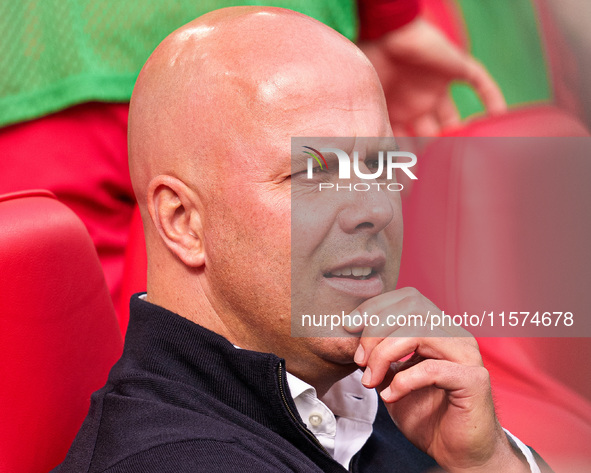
[302,146,328,170]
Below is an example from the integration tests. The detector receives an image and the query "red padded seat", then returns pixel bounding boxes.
[398,107,591,469]
[0,190,123,473]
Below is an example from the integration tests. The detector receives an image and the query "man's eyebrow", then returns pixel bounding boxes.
[291,152,310,168]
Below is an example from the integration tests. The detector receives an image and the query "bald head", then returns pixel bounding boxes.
[129,6,383,206]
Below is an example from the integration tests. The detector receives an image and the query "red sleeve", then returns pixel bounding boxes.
[357,0,420,41]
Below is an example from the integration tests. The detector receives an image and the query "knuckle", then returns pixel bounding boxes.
[473,366,491,388]
[393,371,411,392]
[469,345,485,367]
[368,339,393,364]
[420,359,439,377]
[399,286,421,300]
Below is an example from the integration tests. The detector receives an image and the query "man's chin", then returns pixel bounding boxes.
[308,335,361,366]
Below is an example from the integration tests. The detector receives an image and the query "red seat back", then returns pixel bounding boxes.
[0,190,123,473]
[398,106,591,468]
[443,105,589,137]
[119,205,147,334]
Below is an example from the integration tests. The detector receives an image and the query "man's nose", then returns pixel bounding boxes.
[337,186,395,234]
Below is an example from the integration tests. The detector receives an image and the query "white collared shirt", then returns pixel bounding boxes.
[287,369,376,467]
[286,370,541,472]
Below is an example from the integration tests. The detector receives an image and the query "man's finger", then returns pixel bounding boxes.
[346,287,434,333]
[380,359,490,403]
[352,294,474,342]
[360,332,483,389]
[345,287,421,336]
[349,287,477,369]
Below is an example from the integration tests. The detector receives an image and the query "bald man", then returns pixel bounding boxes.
[54,7,548,473]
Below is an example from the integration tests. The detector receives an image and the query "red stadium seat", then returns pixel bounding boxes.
[442,105,590,137]
[397,106,591,469]
[118,205,147,334]
[0,190,123,473]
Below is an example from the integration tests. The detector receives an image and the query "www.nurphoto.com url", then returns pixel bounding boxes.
[300,310,574,332]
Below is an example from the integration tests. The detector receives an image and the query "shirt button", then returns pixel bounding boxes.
[309,414,323,427]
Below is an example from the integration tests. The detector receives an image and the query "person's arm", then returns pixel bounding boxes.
[357,1,506,136]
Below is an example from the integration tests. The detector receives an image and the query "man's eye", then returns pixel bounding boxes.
[366,159,383,169]
[299,166,324,176]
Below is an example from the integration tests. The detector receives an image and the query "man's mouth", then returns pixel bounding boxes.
[324,267,375,280]
[321,256,385,299]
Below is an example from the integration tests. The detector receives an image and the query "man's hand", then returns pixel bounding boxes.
[346,287,529,472]
[358,18,507,136]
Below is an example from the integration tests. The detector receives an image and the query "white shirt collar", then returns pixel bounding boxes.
[227,337,377,468]
[286,370,378,469]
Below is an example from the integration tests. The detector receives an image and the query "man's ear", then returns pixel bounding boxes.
[147,175,205,267]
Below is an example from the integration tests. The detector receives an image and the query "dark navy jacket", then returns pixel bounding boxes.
[52,294,442,472]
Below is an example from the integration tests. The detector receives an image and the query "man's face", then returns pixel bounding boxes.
[196,49,401,378]
[290,137,403,339]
